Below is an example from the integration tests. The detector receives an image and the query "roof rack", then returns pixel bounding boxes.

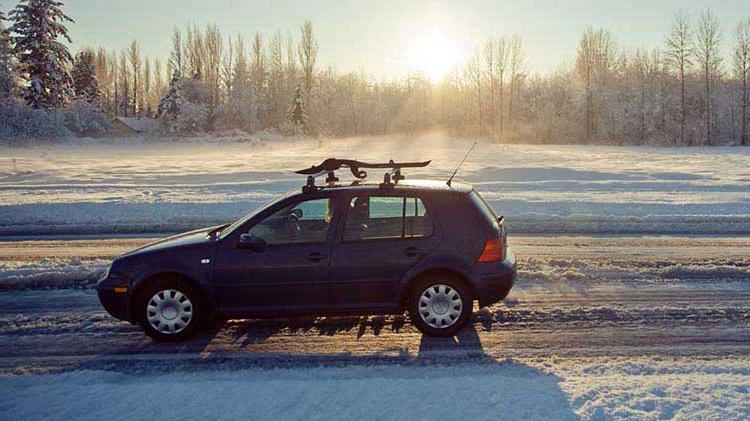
[296,158,431,193]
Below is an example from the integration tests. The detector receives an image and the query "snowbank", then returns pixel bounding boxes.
[0,258,107,290]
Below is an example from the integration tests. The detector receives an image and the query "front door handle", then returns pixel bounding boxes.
[306,252,327,262]
[403,246,424,257]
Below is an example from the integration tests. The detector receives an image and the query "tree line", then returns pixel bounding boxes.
[1,1,749,146]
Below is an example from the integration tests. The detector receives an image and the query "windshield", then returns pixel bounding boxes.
[218,195,284,239]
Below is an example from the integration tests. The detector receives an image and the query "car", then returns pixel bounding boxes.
[97,159,517,341]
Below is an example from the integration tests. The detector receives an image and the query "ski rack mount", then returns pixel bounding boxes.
[296,158,431,193]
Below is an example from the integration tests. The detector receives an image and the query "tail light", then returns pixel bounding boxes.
[477,236,505,263]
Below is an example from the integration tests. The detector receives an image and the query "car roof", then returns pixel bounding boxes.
[294,178,474,196]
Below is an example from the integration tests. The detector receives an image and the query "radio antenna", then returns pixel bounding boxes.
[447,142,477,187]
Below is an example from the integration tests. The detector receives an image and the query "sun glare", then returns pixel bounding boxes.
[407,28,463,82]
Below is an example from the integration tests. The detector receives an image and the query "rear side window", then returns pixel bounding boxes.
[344,196,432,241]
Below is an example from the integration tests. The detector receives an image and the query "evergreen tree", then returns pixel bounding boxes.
[290,84,307,131]
[0,10,15,98]
[71,50,100,102]
[158,70,185,124]
[159,70,183,118]
[10,0,75,109]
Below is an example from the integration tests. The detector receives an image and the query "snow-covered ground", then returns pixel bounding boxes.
[2,135,750,420]
[1,133,749,235]
[1,235,749,419]
[3,357,749,420]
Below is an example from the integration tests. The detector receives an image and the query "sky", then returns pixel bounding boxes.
[18,0,750,80]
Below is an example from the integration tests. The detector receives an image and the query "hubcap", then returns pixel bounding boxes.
[418,284,463,329]
[146,289,193,334]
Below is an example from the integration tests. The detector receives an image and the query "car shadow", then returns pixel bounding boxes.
[415,323,489,362]
[224,313,409,346]
[75,323,579,420]
[409,325,579,419]
[227,319,284,347]
[313,314,407,338]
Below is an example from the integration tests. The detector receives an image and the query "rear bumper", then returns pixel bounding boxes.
[475,248,517,307]
[96,274,132,322]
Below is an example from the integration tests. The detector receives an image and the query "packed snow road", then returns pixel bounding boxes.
[1,235,749,373]
[2,235,750,419]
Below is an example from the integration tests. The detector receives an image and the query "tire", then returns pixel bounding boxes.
[136,278,204,342]
[408,273,473,337]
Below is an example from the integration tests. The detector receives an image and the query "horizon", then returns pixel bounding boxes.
[33,0,750,80]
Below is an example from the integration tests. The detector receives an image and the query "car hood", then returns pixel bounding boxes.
[122,226,219,257]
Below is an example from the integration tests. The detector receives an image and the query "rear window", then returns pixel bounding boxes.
[469,191,499,228]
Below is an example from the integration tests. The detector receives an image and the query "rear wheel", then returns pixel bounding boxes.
[408,274,472,337]
[137,279,204,342]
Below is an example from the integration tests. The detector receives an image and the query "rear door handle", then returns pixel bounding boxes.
[403,246,424,257]
[306,252,327,262]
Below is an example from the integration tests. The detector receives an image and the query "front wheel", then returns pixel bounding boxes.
[137,279,204,342]
[408,275,472,337]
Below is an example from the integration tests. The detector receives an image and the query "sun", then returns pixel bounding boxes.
[407,28,463,82]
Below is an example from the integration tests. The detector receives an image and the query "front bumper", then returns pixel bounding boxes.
[475,247,517,307]
[96,273,132,322]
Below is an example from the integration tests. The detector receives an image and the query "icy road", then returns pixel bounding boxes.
[2,235,750,419]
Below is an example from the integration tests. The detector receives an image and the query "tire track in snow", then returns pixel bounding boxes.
[1,235,749,374]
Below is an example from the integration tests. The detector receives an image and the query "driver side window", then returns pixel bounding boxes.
[247,198,335,245]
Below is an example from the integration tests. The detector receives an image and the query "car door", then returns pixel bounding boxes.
[329,193,440,311]
[211,196,338,315]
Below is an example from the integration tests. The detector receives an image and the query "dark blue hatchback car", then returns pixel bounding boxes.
[97,161,516,341]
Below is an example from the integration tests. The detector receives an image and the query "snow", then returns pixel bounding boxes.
[0,234,747,419]
[114,117,156,133]
[1,357,748,420]
[0,258,107,290]
[1,133,749,236]
[1,134,748,418]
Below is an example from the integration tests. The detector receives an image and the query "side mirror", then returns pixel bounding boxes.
[238,233,266,251]
[290,208,303,219]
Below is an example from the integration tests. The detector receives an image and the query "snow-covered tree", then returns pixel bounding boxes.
[117,52,130,116]
[218,37,260,132]
[71,50,100,102]
[127,40,141,116]
[158,70,184,122]
[665,10,693,145]
[157,69,206,134]
[576,27,617,143]
[249,32,267,119]
[289,84,307,132]
[736,19,750,146]
[10,0,74,109]
[0,102,71,140]
[64,99,110,136]
[0,10,16,98]
[297,21,317,97]
[694,8,723,144]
